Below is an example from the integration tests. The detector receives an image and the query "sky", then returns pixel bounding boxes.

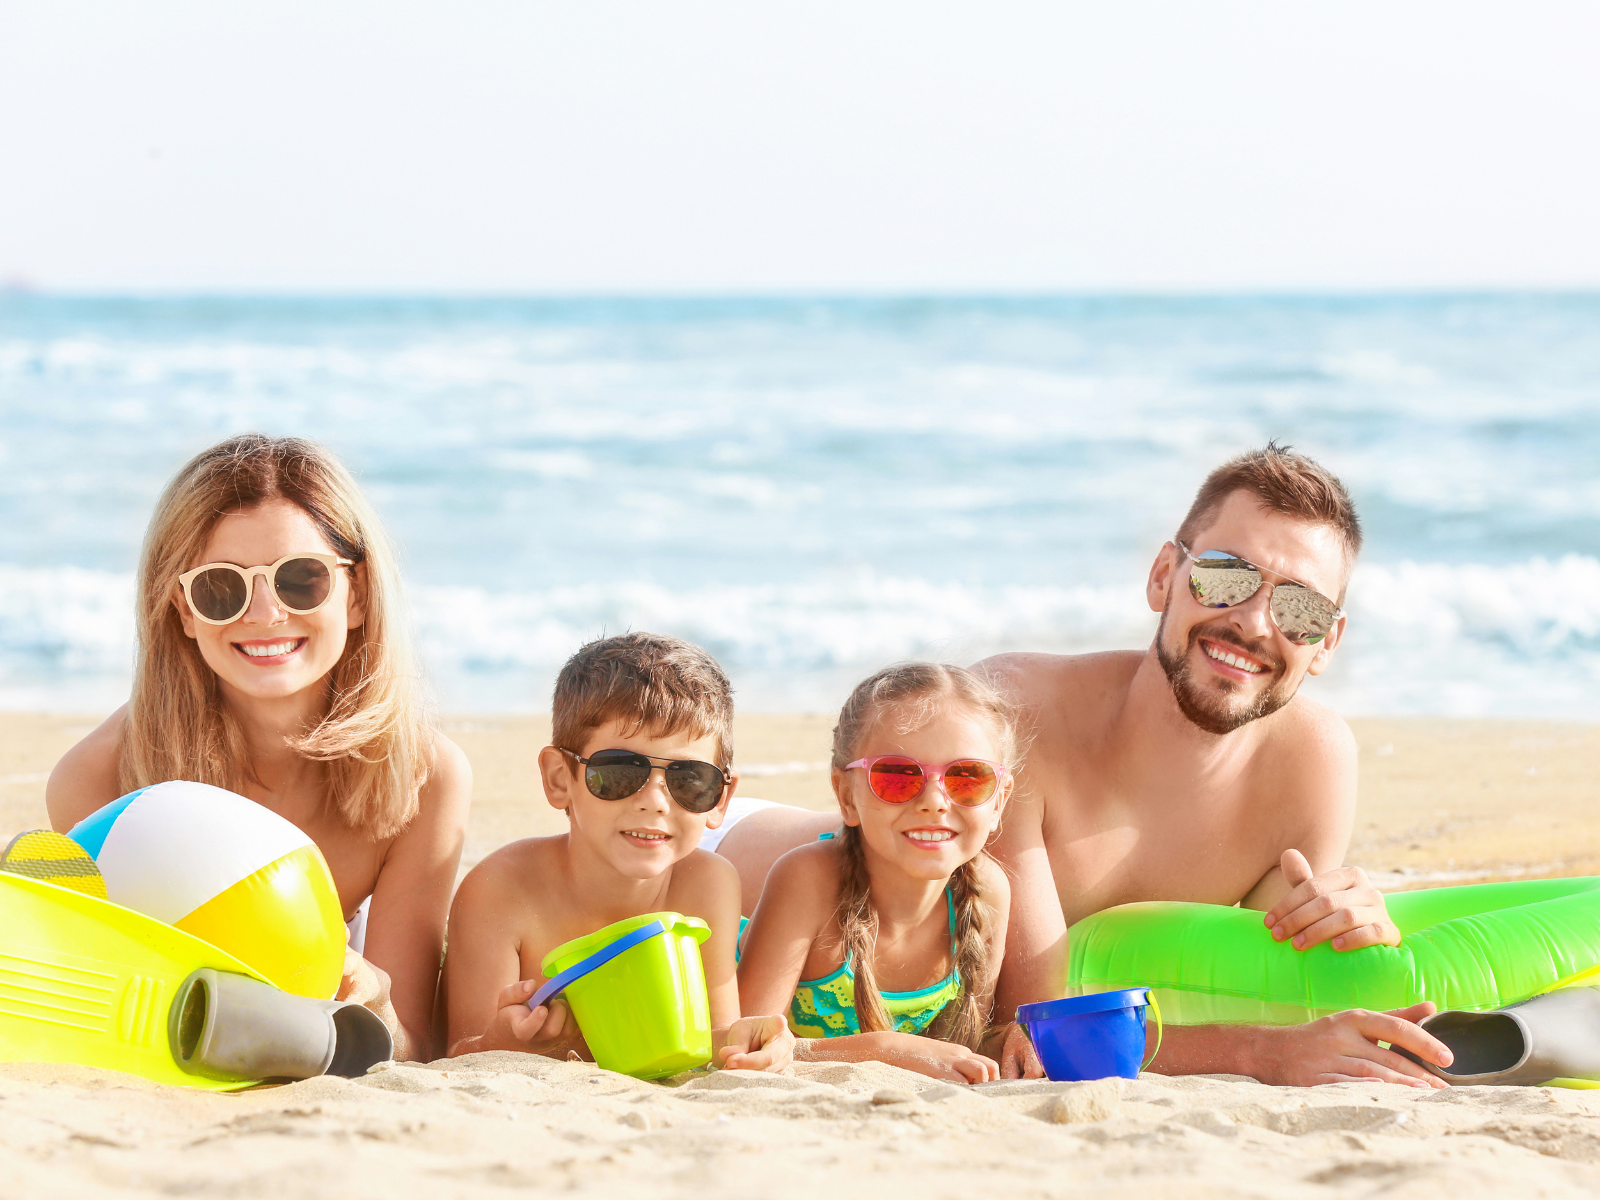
[3,1,1598,294]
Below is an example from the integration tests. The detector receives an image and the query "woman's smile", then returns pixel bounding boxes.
[233,637,308,664]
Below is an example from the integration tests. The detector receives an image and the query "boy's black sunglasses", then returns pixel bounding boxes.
[559,748,731,814]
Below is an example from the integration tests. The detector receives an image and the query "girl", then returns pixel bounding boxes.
[47,434,470,1060]
[737,663,1042,1083]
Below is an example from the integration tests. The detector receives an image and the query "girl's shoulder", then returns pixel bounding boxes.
[764,836,845,902]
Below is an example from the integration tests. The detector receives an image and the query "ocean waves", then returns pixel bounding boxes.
[1,293,1596,717]
[3,557,1597,719]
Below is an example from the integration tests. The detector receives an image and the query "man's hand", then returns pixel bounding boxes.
[717,1014,795,1072]
[1253,1003,1453,1087]
[983,1022,1046,1079]
[1264,849,1400,952]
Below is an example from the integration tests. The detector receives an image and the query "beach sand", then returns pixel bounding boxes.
[3,714,1598,1197]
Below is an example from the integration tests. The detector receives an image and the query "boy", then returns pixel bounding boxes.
[445,632,793,1070]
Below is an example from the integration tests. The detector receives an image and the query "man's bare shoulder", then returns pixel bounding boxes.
[976,650,1143,709]
[1256,693,1359,797]
[1266,694,1357,763]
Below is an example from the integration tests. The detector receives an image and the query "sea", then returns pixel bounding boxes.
[0,293,1596,719]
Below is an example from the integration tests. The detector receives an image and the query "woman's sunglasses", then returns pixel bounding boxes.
[177,553,354,626]
[560,748,731,814]
[844,755,1007,807]
[1177,540,1343,646]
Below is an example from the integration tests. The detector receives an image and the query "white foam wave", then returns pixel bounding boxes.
[3,557,1596,718]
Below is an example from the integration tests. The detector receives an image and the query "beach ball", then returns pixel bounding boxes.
[67,780,346,999]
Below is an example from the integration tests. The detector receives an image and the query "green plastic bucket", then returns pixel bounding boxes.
[537,911,713,1079]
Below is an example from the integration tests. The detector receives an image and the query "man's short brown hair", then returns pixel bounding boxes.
[1175,441,1363,582]
[551,632,734,767]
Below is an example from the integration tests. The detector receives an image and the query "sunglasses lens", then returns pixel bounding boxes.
[1188,557,1263,608]
[1270,585,1338,645]
[867,757,925,804]
[273,557,334,613]
[665,761,725,813]
[584,752,652,801]
[190,567,248,622]
[941,760,999,806]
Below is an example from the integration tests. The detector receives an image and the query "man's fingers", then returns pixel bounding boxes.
[1330,921,1400,952]
[1290,907,1387,950]
[1357,1010,1454,1068]
[1281,848,1315,888]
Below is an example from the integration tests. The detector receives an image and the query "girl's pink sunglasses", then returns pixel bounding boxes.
[844,755,1007,807]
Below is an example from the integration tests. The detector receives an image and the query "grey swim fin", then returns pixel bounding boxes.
[170,969,394,1082]
[1397,985,1600,1086]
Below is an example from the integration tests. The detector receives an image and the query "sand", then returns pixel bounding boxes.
[4,713,1600,1197]
[6,1056,1600,1199]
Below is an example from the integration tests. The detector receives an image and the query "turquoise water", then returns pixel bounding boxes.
[1,293,1596,716]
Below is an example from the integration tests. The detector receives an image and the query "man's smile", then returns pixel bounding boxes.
[1199,637,1267,679]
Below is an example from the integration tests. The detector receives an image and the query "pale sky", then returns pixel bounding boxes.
[3,1,1598,293]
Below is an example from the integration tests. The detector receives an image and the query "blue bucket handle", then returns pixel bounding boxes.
[526,919,668,1011]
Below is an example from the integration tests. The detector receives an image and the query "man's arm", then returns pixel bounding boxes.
[989,791,1068,1026]
[1151,1004,1453,1087]
[1241,712,1398,951]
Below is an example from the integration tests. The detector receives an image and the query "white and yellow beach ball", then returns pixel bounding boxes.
[67,780,346,999]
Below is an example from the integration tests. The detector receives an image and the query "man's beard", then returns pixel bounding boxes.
[1156,608,1298,736]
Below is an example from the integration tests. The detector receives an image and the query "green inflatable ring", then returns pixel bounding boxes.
[1067,877,1600,1025]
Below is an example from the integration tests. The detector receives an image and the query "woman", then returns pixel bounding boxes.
[47,434,470,1061]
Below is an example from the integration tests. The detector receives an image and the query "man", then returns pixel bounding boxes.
[978,443,1452,1085]
[717,444,1453,1085]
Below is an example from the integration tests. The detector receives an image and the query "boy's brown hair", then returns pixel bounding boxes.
[551,632,735,767]
[1176,441,1363,590]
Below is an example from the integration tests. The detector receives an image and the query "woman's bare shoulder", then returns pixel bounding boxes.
[406,728,472,831]
[45,706,128,831]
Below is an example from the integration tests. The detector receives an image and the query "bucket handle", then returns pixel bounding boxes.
[527,919,668,1011]
[1142,990,1163,1072]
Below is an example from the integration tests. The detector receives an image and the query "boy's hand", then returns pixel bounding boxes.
[486,979,576,1052]
[717,1014,794,1072]
[1264,849,1400,952]
[985,1022,1046,1079]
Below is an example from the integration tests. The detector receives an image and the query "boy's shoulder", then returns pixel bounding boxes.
[454,835,564,908]
[666,845,741,903]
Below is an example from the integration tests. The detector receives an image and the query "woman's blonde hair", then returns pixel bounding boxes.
[829,662,1020,1050]
[119,434,429,839]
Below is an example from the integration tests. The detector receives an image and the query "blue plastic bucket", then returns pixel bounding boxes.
[1016,988,1158,1082]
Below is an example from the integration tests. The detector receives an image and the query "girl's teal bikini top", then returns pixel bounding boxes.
[787,887,962,1039]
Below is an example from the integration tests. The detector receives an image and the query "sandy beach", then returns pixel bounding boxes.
[3,713,1599,1197]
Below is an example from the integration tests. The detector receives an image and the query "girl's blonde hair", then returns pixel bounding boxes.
[119,434,429,839]
[829,662,1020,1049]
